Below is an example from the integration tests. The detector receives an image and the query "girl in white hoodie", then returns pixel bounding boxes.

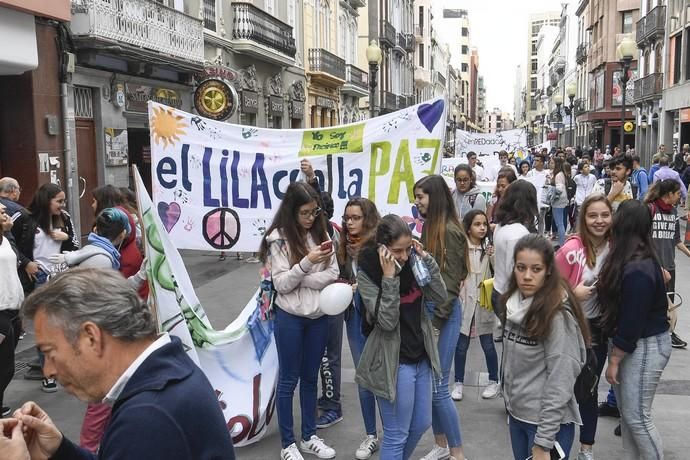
[258,182,339,460]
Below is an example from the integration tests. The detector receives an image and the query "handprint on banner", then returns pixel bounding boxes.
[191,116,207,131]
[208,127,221,140]
[173,189,189,204]
[414,152,432,166]
[252,219,270,237]
[188,153,202,169]
[242,128,258,139]
[184,217,194,232]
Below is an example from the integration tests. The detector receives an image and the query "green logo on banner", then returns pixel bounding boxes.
[299,124,365,157]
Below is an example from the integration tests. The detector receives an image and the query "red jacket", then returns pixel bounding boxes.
[116,206,149,299]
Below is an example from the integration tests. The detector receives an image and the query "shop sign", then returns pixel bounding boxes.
[194,79,238,121]
[547,131,558,141]
[291,100,304,119]
[316,96,337,109]
[623,121,635,132]
[197,65,238,83]
[125,84,182,112]
[270,96,284,116]
[242,91,259,114]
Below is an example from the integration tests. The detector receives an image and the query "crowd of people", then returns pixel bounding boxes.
[0,142,688,460]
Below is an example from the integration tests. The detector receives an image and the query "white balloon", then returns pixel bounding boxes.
[319,283,354,316]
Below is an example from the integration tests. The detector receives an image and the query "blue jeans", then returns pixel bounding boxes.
[508,415,575,460]
[578,339,608,444]
[274,306,329,447]
[377,359,432,460]
[318,312,344,412]
[431,298,462,447]
[345,294,378,435]
[454,333,499,383]
[606,386,618,407]
[552,207,567,246]
[613,332,671,460]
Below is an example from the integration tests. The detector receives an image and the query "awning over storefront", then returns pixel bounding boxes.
[0,6,38,75]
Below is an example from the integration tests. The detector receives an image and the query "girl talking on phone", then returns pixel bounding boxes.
[355,215,447,460]
[258,182,339,460]
[500,234,588,460]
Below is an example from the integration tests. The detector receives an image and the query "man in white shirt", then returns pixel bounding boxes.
[526,154,551,234]
[0,268,236,460]
[467,151,486,181]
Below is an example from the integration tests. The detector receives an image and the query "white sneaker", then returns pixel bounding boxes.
[281,443,304,460]
[451,382,463,401]
[577,450,594,460]
[481,381,500,399]
[420,444,450,460]
[355,435,379,459]
[300,435,336,459]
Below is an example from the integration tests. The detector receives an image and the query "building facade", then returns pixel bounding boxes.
[0,1,70,213]
[660,0,690,157]
[576,0,639,151]
[525,12,561,125]
[339,0,369,124]
[413,0,433,104]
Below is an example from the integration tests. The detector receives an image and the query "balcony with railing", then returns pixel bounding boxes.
[342,64,368,97]
[393,32,406,54]
[576,43,587,64]
[380,19,396,47]
[414,24,424,42]
[636,5,666,46]
[308,48,346,85]
[69,0,204,67]
[414,67,431,86]
[434,71,446,88]
[633,73,663,102]
[231,2,296,66]
[403,33,415,52]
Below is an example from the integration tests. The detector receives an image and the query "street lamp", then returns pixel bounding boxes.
[566,81,577,147]
[366,40,382,119]
[553,93,563,147]
[616,36,636,153]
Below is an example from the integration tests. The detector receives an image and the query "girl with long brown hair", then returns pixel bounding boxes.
[414,175,469,460]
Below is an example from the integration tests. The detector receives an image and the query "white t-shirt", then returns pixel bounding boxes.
[580,243,610,319]
[33,227,62,272]
[0,236,24,311]
[472,164,486,181]
[574,173,597,205]
[493,223,531,294]
[526,168,550,209]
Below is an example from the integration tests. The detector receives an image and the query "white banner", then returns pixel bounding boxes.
[454,128,529,180]
[149,99,446,251]
[136,169,278,447]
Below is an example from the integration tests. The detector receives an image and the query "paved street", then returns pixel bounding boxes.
[6,248,690,459]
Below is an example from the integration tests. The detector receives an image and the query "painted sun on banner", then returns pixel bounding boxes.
[148,98,446,251]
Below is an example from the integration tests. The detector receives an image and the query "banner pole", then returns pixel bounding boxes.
[131,164,160,332]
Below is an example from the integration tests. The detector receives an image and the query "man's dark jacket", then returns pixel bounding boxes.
[52,336,236,460]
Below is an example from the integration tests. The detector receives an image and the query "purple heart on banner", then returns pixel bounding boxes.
[158,201,181,232]
[417,99,445,133]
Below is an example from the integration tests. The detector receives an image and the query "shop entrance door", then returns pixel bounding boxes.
[75,119,99,238]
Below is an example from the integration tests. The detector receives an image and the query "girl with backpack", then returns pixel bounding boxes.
[453,209,499,402]
[500,234,589,460]
[355,215,447,460]
[414,175,469,460]
[258,182,339,460]
[598,200,673,459]
[555,194,613,460]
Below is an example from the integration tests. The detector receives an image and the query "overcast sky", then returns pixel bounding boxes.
[435,0,566,117]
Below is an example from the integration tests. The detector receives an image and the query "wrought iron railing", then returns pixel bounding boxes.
[636,5,666,45]
[345,64,368,89]
[380,19,396,46]
[231,2,296,57]
[576,43,587,64]
[308,48,346,81]
[633,73,663,102]
[382,91,397,111]
[70,0,204,63]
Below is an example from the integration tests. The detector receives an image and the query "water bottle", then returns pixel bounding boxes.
[410,248,431,286]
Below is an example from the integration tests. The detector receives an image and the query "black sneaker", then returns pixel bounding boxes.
[671,332,688,349]
[614,424,621,437]
[1,406,11,417]
[41,378,58,393]
[597,401,620,418]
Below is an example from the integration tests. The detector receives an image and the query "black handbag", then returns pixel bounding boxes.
[574,347,599,404]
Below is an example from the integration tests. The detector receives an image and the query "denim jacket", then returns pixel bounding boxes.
[354,252,447,402]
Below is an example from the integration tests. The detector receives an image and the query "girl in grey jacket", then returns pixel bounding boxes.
[499,234,588,460]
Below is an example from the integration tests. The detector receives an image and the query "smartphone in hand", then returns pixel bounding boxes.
[524,441,565,460]
[320,241,333,252]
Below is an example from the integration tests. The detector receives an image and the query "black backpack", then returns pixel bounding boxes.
[566,176,577,201]
[574,347,600,404]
